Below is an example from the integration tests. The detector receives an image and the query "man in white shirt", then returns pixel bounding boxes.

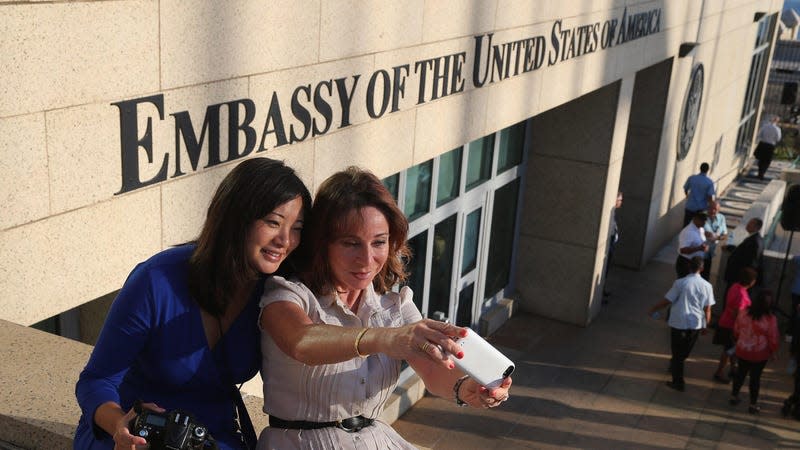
[649,256,715,392]
[676,211,708,278]
[754,115,782,180]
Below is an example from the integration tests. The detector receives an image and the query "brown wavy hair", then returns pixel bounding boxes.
[188,157,312,317]
[302,167,409,296]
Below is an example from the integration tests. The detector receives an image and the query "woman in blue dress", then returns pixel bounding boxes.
[74,158,312,450]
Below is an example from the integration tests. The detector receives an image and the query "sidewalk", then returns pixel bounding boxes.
[395,161,800,449]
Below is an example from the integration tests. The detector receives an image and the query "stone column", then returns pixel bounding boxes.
[516,79,632,326]
[616,58,674,270]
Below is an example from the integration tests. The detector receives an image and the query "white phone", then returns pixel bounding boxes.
[450,328,515,388]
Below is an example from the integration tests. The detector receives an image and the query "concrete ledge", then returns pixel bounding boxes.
[0,317,271,449]
[729,180,786,247]
[0,319,90,450]
[480,298,516,337]
[781,168,800,186]
[729,202,768,247]
[758,179,787,230]
[379,371,426,424]
[242,394,268,438]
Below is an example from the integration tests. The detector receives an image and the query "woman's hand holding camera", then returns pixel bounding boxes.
[111,402,164,450]
[367,319,467,369]
[459,376,513,409]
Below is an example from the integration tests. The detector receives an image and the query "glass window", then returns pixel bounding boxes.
[436,147,462,207]
[484,179,520,299]
[405,232,428,313]
[428,214,456,319]
[456,284,474,328]
[735,13,776,155]
[382,173,399,201]
[461,208,481,275]
[403,160,432,220]
[756,17,771,46]
[497,122,525,173]
[394,123,527,328]
[466,135,494,191]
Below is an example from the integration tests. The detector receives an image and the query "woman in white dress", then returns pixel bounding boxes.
[257,167,512,449]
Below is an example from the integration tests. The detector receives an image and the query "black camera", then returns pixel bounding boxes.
[129,408,216,450]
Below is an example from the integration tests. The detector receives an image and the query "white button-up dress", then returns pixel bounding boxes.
[257,276,422,450]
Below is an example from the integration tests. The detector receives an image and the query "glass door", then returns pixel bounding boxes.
[386,120,528,326]
[454,200,486,328]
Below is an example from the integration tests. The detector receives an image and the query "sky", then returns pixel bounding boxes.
[783,0,800,38]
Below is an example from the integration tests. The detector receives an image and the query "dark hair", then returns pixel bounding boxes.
[737,267,758,285]
[748,288,774,320]
[700,162,709,173]
[689,256,704,273]
[188,157,312,317]
[303,167,409,296]
[752,218,764,230]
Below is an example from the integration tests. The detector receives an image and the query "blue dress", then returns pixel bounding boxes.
[74,244,262,450]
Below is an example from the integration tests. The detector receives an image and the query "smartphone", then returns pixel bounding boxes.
[450,328,515,388]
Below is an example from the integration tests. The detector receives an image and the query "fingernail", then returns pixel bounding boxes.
[456,351,464,359]
[449,363,455,369]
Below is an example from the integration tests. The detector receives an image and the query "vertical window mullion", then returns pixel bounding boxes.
[459,141,470,196]
[430,157,441,214]
[396,171,407,213]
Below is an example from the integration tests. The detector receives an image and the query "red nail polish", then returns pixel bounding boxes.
[457,351,464,359]
[449,363,455,369]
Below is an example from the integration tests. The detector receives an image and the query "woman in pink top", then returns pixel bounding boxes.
[730,289,780,414]
[713,267,757,382]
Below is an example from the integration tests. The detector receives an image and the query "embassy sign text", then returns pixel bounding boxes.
[115,7,661,194]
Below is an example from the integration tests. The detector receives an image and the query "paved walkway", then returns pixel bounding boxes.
[395,161,800,449]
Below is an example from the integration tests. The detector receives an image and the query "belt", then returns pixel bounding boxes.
[269,415,374,433]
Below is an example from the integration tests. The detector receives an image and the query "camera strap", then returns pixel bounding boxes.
[229,384,257,450]
[216,317,258,450]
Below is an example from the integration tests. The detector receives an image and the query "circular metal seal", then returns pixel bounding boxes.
[677,64,704,161]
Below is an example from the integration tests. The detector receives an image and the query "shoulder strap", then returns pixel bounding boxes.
[229,385,258,449]
[215,317,257,450]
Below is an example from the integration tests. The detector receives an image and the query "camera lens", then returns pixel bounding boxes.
[193,426,206,439]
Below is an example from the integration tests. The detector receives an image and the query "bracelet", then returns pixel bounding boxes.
[354,328,369,358]
[453,375,470,407]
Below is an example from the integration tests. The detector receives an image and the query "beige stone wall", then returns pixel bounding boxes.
[0,0,782,326]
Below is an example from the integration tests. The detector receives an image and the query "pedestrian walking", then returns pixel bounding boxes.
[712,267,756,384]
[683,163,715,226]
[730,289,780,414]
[649,256,715,392]
[753,115,781,180]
